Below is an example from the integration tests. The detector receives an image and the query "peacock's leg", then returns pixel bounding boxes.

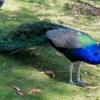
[76,61,85,85]
[69,62,75,85]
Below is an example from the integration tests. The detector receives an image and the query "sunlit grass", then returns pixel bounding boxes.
[0,46,100,100]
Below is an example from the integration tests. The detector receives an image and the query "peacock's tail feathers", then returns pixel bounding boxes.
[0,21,96,54]
[0,21,64,53]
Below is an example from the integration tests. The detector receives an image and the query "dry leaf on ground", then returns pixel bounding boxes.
[13,86,21,91]
[84,85,100,89]
[28,89,43,95]
[17,91,24,96]
[13,86,24,97]
[40,70,55,78]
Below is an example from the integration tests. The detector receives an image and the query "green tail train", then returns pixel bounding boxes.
[0,21,65,53]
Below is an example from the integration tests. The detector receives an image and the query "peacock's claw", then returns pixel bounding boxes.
[75,79,86,86]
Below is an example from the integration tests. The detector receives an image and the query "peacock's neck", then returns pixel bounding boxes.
[93,52,100,64]
[73,44,100,65]
[85,50,100,65]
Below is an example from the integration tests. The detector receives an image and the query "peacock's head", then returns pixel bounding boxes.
[0,0,4,7]
[99,43,100,47]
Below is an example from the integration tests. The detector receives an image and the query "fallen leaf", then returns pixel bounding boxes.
[84,86,99,89]
[40,70,54,74]
[28,89,43,95]
[13,85,24,97]
[32,89,43,93]
[28,91,33,95]
[40,70,55,78]
[17,91,24,97]
[13,86,21,92]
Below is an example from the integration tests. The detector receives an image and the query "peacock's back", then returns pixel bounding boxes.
[46,28,96,49]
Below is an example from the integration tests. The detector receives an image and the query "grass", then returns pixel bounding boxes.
[0,0,100,100]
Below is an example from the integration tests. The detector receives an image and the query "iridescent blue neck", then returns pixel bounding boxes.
[86,52,100,64]
[73,44,100,65]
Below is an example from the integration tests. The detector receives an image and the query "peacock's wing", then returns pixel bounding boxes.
[46,28,96,49]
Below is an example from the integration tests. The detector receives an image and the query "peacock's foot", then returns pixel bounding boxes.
[69,81,76,85]
[76,79,87,86]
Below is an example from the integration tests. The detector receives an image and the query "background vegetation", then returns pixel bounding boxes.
[0,0,100,100]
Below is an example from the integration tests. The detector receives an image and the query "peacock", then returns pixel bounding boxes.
[46,27,100,85]
[0,0,4,7]
[0,21,100,85]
